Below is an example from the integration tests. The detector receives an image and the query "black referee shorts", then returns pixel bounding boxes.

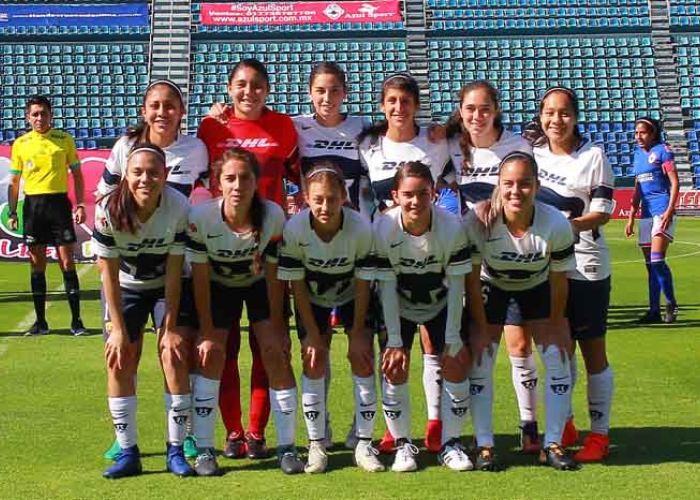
[22,193,76,246]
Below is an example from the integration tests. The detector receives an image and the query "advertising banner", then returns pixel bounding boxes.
[612,187,700,218]
[200,1,402,26]
[0,4,149,28]
[0,145,108,262]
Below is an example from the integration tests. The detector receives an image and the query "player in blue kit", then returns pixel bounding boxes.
[92,144,190,479]
[625,117,680,324]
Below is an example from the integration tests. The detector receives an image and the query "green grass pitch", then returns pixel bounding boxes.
[0,219,698,499]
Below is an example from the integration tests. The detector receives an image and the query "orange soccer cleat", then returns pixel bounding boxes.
[574,432,609,462]
[424,419,442,453]
[561,417,579,448]
[377,428,396,454]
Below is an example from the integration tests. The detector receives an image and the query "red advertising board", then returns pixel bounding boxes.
[200,1,403,25]
[612,187,700,218]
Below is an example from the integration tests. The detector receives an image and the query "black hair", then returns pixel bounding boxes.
[228,58,270,88]
[392,161,435,191]
[127,80,185,142]
[357,73,420,144]
[309,62,347,91]
[522,86,582,148]
[24,95,52,114]
[634,116,663,145]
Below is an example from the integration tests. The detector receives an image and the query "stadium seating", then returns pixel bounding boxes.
[188,39,408,131]
[1,43,149,145]
[675,34,700,186]
[670,0,700,28]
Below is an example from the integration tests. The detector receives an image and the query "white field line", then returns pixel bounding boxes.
[15,264,94,332]
[608,238,700,265]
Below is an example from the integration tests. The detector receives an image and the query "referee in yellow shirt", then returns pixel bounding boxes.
[8,95,87,336]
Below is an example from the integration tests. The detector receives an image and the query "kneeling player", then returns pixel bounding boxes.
[373,162,472,472]
[278,164,380,473]
[183,148,299,475]
[92,144,189,478]
[464,152,578,471]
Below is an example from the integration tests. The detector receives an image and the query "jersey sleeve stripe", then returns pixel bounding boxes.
[92,229,116,247]
[591,186,613,200]
[185,236,207,252]
[551,244,575,261]
[102,169,121,186]
[174,231,187,243]
[69,162,81,171]
[278,255,303,270]
[448,245,471,266]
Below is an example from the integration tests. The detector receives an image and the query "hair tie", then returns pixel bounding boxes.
[146,79,184,103]
[128,146,166,162]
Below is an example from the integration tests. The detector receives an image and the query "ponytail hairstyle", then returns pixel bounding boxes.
[635,116,663,145]
[303,161,347,196]
[357,73,420,144]
[106,143,166,234]
[128,79,185,142]
[392,160,435,191]
[212,148,265,247]
[309,61,347,91]
[444,80,503,175]
[522,86,582,148]
[483,151,539,231]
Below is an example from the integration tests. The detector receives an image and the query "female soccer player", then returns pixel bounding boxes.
[626,117,680,324]
[373,161,472,472]
[278,164,379,473]
[464,151,578,471]
[181,148,301,475]
[359,73,455,453]
[445,80,541,453]
[8,95,86,336]
[528,87,616,463]
[198,58,301,459]
[92,144,190,479]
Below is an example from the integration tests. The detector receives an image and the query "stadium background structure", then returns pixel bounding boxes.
[1,0,700,190]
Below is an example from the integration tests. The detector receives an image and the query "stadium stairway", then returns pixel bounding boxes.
[404,0,434,123]
[150,0,192,113]
[650,0,693,187]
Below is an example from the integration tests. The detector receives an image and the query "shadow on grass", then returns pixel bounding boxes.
[0,289,101,304]
[607,303,700,330]
[0,328,102,337]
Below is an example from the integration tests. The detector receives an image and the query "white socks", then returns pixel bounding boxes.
[353,374,377,440]
[192,375,220,449]
[166,392,192,446]
[568,353,578,419]
[382,379,410,441]
[509,354,539,423]
[422,354,441,421]
[538,345,572,447]
[109,395,138,449]
[271,387,298,447]
[440,379,470,445]
[302,375,326,441]
[469,342,498,448]
[588,366,614,435]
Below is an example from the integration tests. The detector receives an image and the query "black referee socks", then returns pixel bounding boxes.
[30,271,47,324]
[62,269,81,323]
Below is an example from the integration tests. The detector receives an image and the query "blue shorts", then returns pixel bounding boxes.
[481,280,550,325]
[102,287,164,343]
[567,277,611,340]
[295,300,356,340]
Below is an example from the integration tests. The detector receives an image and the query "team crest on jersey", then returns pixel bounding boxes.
[648,152,657,164]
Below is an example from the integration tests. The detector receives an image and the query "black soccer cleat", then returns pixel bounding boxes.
[539,443,580,471]
[637,310,662,324]
[475,446,499,471]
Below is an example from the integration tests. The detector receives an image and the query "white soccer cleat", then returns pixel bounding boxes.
[391,439,419,472]
[354,439,385,472]
[304,441,328,474]
[438,441,474,471]
[345,419,359,450]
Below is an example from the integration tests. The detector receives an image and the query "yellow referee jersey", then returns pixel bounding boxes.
[10,129,81,196]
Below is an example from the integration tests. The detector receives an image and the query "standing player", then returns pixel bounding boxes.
[99,79,208,462]
[197,58,300,459]
[528,87,616,462]
[181,149,302,475]
[373,162,472,472]
[278,164,380,473]
[358,73,455,453]
[445,80,541,453]
[625,117,680,324]
[464,151,578,471]
[8,95,87,336]
[92,144,189,478]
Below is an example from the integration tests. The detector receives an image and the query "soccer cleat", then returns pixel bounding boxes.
[245,432,270,459]
[345,419,359,450]
[25,321,49,336]
[194,448,220,476]
[391,439,419,472]
[103,445,142,479]
[377,429,396,454]
[166,443,195,477]
[183,435,198,459]
[304,441,328,474]
[574,432,609,463]
[519,421,541,455]
[424,419,442,453]
[438,440,474,471]
[223,432,247,459]
[539,443,579,470]
[70,319,89,336]
[103,439,121,461]
[354,439,385,472]
[278,445,305,475]
[663,303,679,324]
[474,446,498,471]
[637,309,662,324]
[561,417,579,448]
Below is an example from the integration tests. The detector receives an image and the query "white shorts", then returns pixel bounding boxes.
[638,215,676,247]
